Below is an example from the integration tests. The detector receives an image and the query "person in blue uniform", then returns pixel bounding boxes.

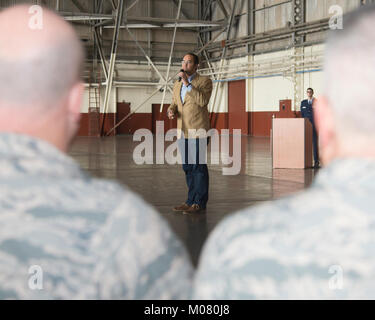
[301,88,320,168]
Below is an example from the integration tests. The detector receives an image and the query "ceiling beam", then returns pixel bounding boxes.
[62,12,223,26]
[217,0,229,19]
[71,0,88,13]
[172,0,193,20]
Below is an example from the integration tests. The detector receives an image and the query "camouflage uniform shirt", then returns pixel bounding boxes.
[0,133,193,299]
[193,158,375,299]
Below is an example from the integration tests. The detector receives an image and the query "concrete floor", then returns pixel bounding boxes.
[69,135,319,267]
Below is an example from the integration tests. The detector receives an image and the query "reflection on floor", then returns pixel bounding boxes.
[69,135,320,267]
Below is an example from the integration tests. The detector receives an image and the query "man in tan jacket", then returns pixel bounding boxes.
[167,53,213,214]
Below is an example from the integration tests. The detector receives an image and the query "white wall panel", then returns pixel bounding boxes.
[253,76,294,111]
[209,81,227,113]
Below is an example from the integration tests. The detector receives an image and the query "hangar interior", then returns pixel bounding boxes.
[1,0,373,265]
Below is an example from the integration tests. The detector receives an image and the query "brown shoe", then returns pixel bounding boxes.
[173,203,191,212]
[183,204,205,214]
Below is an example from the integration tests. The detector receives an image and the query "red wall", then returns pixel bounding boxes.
[77,96,302,137]
[77,111,302,137]
[210,113,228,133]
[250,112,275,137]
[118,113,152,134]
[77,113,116,136]
[228,80,248,134]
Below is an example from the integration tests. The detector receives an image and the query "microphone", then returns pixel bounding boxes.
[178,69,184,82]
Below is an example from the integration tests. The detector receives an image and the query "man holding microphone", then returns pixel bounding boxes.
[167,53,213,214]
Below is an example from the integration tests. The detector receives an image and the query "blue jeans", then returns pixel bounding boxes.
[178,138,209,209]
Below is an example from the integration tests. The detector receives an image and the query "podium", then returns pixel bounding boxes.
[272,118,313,169]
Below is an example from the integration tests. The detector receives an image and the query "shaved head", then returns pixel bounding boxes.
[324,5,375,140]
[0,5,85,152]
[0,5,84,108]
[315,4,375,163]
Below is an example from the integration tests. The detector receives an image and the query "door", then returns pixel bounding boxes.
[228,80,247,135]
[116,102,131,135]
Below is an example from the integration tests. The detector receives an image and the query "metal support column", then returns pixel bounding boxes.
[147,0,153,82]
[94,27,108,80]
[248,0,255,54]
[198,0,216,78]
[292,0,305,112]
[210,0,238,114]
[159,0,183,112]
[100,0,124,135]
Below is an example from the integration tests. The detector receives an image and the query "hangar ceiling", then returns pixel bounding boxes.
[1,0,375,85]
